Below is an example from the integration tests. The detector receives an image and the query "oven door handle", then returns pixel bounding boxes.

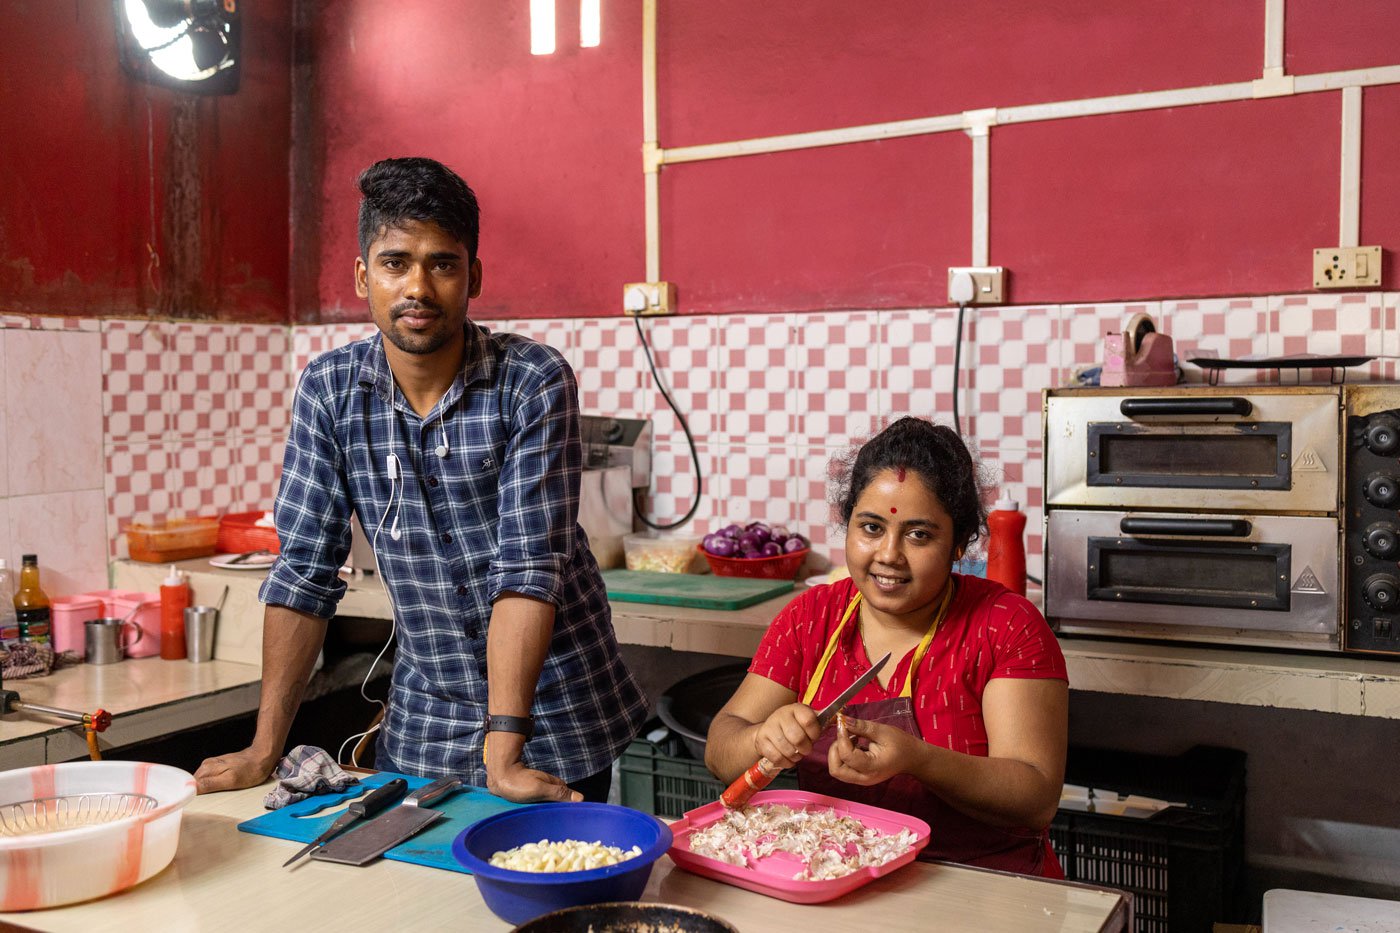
[1119,397,1253,417]
[1119,517,1253,537]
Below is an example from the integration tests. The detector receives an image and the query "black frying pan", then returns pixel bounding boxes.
[510,901,738,933]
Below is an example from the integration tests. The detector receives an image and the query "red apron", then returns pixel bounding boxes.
[795,586,1062,878]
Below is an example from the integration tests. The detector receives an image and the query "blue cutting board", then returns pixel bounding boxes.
[237,772,524,873]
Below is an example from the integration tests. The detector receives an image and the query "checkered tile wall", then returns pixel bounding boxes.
[1,290,1394,591]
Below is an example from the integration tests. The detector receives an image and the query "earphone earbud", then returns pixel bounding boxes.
[435,422,449,459]
[435,444,449,458]
[390,524,402,542]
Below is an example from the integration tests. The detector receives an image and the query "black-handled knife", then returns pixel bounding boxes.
[281,777,408,868]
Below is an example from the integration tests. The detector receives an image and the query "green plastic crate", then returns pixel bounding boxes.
[619,731,799,819]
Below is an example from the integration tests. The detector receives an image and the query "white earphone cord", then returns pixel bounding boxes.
[336,386,407,768]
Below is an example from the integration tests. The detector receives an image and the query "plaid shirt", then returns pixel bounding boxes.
[261,324,646,784]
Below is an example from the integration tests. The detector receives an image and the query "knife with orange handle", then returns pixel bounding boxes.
[720,651,892,809]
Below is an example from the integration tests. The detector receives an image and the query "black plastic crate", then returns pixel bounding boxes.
[619,726,799,819]
[1051,745,1247,933]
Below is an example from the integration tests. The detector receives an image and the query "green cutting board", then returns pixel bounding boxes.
[602,570,794,610]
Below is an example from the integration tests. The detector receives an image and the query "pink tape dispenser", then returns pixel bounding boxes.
[1101,312,1177,387]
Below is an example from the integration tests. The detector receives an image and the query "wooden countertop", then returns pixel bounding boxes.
[0,782,1131,932]
[112,559,1400,719]
[0,657,262,769]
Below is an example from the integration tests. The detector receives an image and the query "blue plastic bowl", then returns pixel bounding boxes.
[451,803,673,926]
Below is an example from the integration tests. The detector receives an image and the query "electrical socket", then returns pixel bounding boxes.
[947,266,1006,305]
[622,282,676,316]
[1313,246,1382,289]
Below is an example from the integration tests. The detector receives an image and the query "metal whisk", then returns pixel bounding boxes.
[0,792,157,836]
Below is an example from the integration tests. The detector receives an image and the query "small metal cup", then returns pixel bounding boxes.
[184,606,219,662]
[85,618,142,665]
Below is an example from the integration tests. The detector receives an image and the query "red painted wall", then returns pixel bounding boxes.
[0,1,292,322]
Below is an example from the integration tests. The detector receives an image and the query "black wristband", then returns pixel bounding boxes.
[486,714,535,739]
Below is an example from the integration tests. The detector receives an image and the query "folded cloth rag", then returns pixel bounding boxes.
[0,643,81,680]
[263,745,361,810]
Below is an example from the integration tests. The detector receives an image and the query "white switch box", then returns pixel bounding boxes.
[947,266,1006,305]
[622,282,677,316]
[1313,246,1382,289]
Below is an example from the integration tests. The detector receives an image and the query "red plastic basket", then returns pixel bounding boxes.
[217,511,281,555]
[698,544,808,580]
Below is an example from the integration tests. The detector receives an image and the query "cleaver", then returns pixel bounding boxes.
[311,777,463,866]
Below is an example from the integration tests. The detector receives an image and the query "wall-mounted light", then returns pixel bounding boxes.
[531,1,601,55]
[115,0,241,95]
[580,0,601,48]
[530,0,555,55]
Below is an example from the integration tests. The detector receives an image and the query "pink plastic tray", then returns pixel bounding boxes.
[666,790,931,904]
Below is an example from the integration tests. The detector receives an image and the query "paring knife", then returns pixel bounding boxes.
[281,777,408,868]
[310,777,463,866]
[720,651,892,810]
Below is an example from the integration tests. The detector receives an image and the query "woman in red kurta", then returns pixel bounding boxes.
[706,417,1069,877]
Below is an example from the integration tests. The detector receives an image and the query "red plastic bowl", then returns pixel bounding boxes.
[698,544,809,580]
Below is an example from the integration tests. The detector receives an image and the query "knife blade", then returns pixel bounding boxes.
[720,651,892,809]
[310,777,463,866]
[281,777,408,868]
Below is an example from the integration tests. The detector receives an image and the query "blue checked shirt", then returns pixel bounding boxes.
[260,324,647,785]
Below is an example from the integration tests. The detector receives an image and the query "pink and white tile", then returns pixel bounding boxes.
[233,433,285,512]
[796,444,851,570]
[1053,302,1161,388]
[488,318,575,365]
[5,328,104,497]
[882,308,960,432]
[1266,292,1393,383]
[642,441,723,538]
[715,314,798,445]
[1161,297,1271,385]
[576,318,650,417]
[103,320,169,446]
[1385,293,1400,380]
[105,444,174,557]
[964,305,1056,450]
[638,316,720,442]
[794,311,883,446]
[291,322,376,375]
[165,438,240,518]
[716,444,801,535]
[8,489,110,595]
[0,498,11,570]
[977,446,1046,582]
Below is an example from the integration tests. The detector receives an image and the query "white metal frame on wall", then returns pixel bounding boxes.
[639,0,1400,282]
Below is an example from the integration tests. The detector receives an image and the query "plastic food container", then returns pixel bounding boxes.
[0,761,197,911]
[217,511,280,555]
[699,545,809,580]
[126,517,220,563]
[49,595,104,658]
[667,789,931,905]
[451,802,672,925]
[623,533,702,573]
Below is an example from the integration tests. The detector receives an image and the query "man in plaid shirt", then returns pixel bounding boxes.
[195,157,646,802]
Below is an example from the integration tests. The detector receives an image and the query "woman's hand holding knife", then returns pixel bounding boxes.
[720,652,891,809]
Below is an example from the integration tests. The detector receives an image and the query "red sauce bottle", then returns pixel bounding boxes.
[160,565,190,660]
[986,498,1027,596]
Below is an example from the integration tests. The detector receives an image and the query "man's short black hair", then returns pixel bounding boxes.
[356,157,480,260]
[835,417,987,553]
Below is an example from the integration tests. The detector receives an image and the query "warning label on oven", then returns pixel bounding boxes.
[1292,566,1326,594]
[1293,446,1327,472]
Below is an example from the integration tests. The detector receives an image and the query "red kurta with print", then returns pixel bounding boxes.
[749,574,1068,874]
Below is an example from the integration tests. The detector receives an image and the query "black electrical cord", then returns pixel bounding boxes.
[631,314,703,530]
[951,301,969,435]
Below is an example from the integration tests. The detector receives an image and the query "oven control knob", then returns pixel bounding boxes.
[1363,574,1400,612]
[1364,523,1400,560]
[1363,415,1400,456]
[1364,473,1400,509]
